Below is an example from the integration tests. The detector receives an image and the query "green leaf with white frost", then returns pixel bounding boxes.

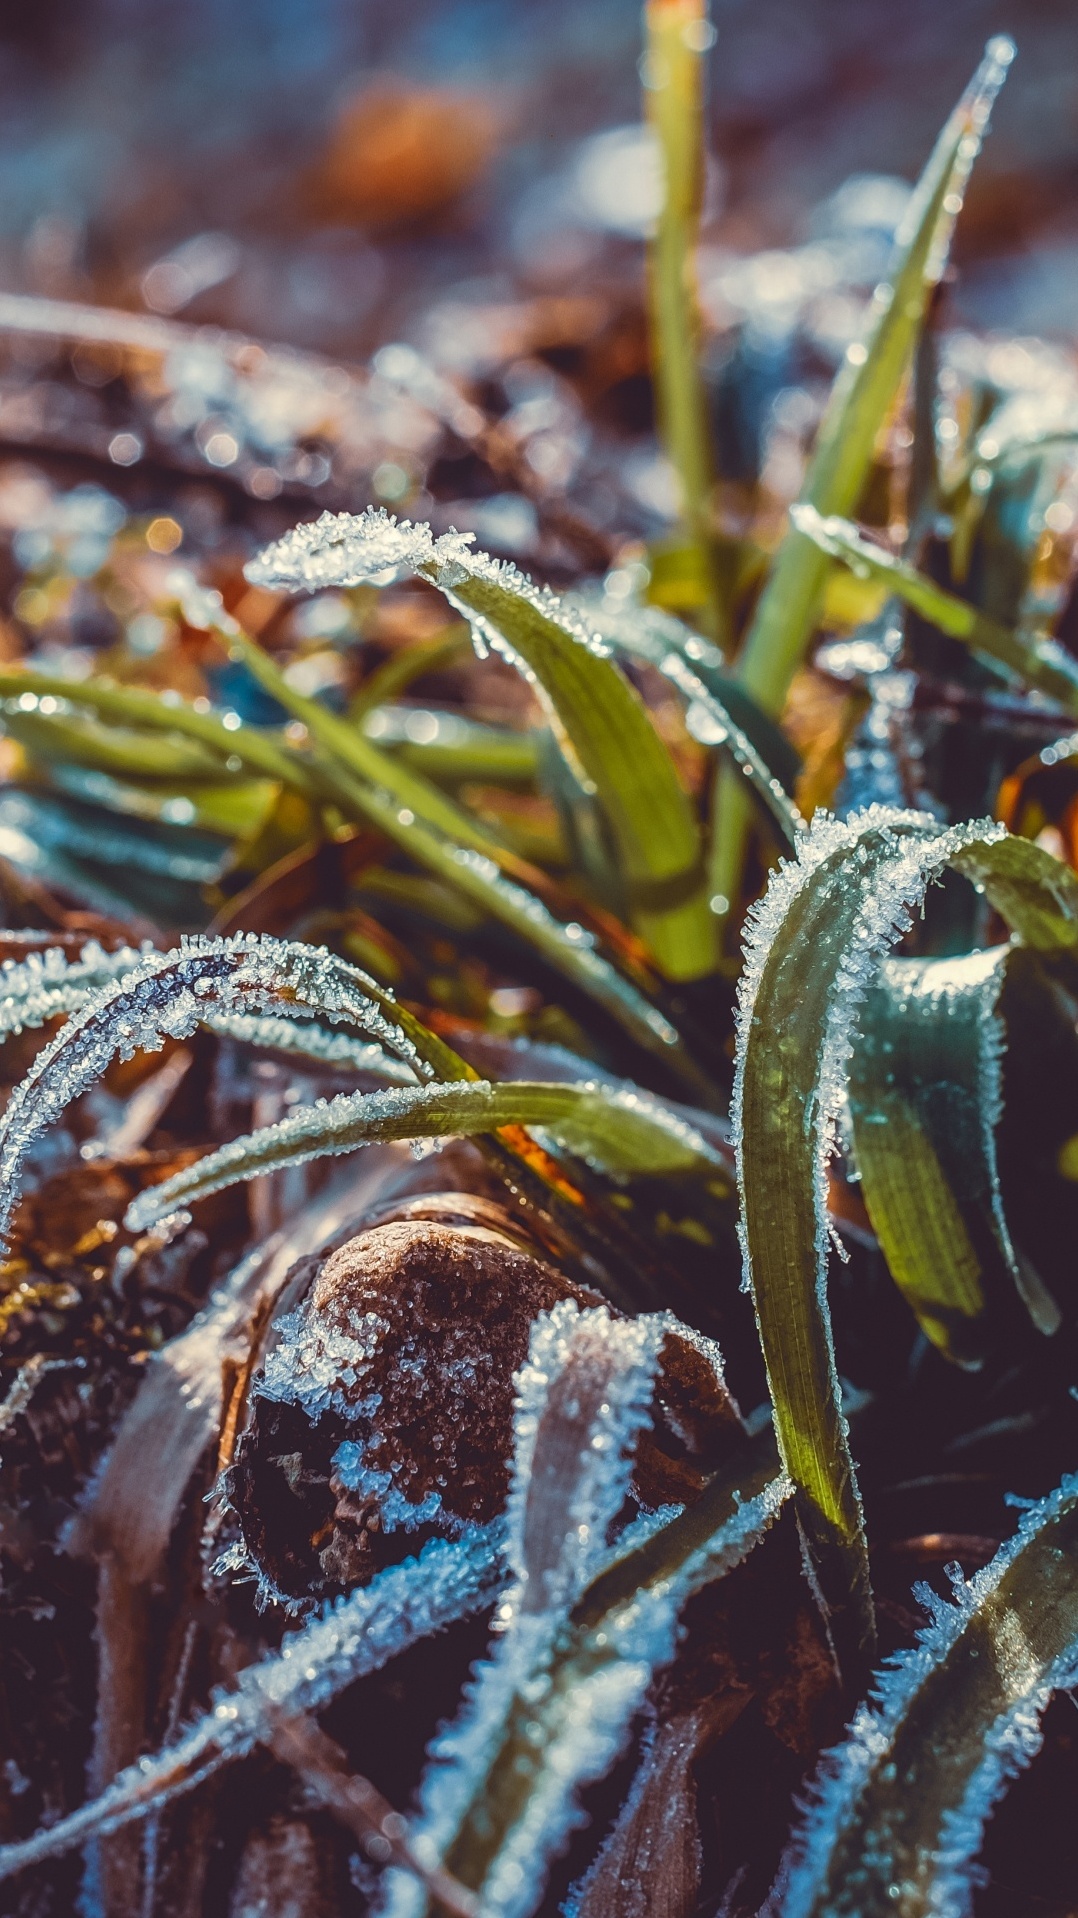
[848,947,1059,1367]
[733,806,1078,1683]
[176,590,694,1079]
[774,1472,1078,1918]
[245,511,717,981]
[124,1076,725,1232]
[0,934,469,1245]
[710,38,1014,926]
[792,504,1078,713]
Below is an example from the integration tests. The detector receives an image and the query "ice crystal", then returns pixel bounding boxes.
[203,1011,418,1082]
[0,938,147,1038]
[260,1305,389,1421]
[0,935,423,1242]
[0,1526,505,1887]
[772,1472,1078,1918]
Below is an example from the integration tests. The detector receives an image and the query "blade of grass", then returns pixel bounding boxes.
[0,669,322,799]
[245,513,717,982]
[124,1076,724,1231]
[710,38,1015,932]
[793,504,1078,713]
[848,946,1060,1366]
[732,807,1078,1685]
[773,1472,1078,1918]
[642,0,724,647]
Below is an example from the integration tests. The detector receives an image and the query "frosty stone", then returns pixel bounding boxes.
[228,1196,742,1605]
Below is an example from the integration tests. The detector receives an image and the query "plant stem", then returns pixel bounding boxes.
[644,0,725,648]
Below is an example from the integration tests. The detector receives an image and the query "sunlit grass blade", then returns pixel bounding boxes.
[736,810,1078,1681]
[155,589,693,1073]
[362,705,540,789]
[43,762,280,841]
[246,513,716,981]
[0,699,230,783]
[642,0,723,646]
[848,946,1060,1364]
[771,1473,1078,1918]
[711,38,1015,926]
[124,1076,724,1231]
[574,589,804,847]
[0,667,323,798]
[793,503,1078,713]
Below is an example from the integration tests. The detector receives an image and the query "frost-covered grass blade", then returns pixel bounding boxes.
[382,1305,788,1918]
[772,1473,1078,1918]
[792,504,1078,714]
[731,807,1078,1682]
[245,511,716,981]
[710,37,1015,928]
[0,1527,505,1888]
[849,948,1059,1364]
[0,933,466,1243]
[125,1078,725,1233]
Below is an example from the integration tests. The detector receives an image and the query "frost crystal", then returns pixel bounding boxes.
[0,938,148,1037]
[0,934,423,1243]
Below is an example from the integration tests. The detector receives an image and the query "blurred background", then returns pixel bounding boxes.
[1,0,1075,357]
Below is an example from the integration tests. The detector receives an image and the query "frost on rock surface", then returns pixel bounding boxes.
[0,933,424,1242]
[0,1526,505,1886]
[772,1472,1078,1918]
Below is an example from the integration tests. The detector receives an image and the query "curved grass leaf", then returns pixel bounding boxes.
[0,939,148,1038]
[202,1009,419,1080]
[771,1472,1078,1918]
[43,761,280,841]
[0,700,230,783]
[732,807,1078,1682]
[382,1304,788,1918]
[792,504,1078,714]
[572,589,804,847]
[710,38,1015,924]
[849,947,1060,1366]
[245,512,716,981]
[182,597,692,1076]
[0,934,468,1243]
[124,1076,725,1232]
[0,668,322,799]
[0,1527,505,1889]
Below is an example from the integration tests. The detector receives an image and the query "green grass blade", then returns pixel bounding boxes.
[125,1075,724,1230]
[710,38,1015,929]
[573,590,804,845]
[848,946,1061,1364]
[736,809,1078,1680]
[776,1473,1078,1918]
[246,513,716,981]
[362,705,539,788]
[0,700,230,783]
[0,668,322,799]
[643,0,724,646]
[793,504,1078,713]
